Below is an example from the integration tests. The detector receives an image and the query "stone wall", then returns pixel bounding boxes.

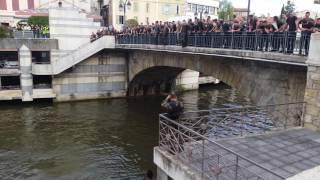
[52,52,127,102]
[128,50,307,105]
[304,33,320,130]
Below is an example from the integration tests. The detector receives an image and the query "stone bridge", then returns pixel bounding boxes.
[114,33,319,130]
[118,44,307,106]
[1,33,320,129]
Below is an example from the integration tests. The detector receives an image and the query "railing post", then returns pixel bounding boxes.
[235,156,239,180]
[201,139,205,180]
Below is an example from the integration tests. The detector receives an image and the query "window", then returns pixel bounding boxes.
[133,2,138,12]
[191,4,196,12]
[146,3,149,13]
[117,15,124,24]
[209,7,215,15]
[163,4,170,14]
[187,3,191,11]
[176,5,179,15]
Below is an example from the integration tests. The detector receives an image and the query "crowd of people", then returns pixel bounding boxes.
[118,12,320,35]
[90,27,117,42]
[113,12,320,55]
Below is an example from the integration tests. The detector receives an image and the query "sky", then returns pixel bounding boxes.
[230,0,320,16]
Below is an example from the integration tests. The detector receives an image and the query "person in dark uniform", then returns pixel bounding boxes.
[298,12,315,55]
[181,20,189,47]
[154,21,160,45]
[161,94,184,120]
[161,94,184,154]
[163,22,170,45]
[284,11,298,54]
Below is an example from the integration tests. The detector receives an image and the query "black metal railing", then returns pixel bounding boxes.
[159,102,305,179]
[116,32,312,56]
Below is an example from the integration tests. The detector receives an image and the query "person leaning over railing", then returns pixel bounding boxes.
[161,94,184,154]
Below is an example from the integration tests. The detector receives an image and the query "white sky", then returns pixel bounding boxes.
[230,0,320,16]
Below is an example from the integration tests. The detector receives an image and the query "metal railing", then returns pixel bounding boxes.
[13,30,49,39]
[116,32,312,56]
[159,102,305,180]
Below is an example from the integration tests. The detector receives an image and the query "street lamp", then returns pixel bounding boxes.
[247,0,251,27]
[119,0,131,26]
[194,5,209,20]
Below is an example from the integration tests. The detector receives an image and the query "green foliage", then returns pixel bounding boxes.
[284,0,295,14]
[218,0,234,21]
[0,26,9,38]
[126,19,139,28]
[27,16,49,28]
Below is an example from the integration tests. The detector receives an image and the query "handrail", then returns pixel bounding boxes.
[116,31,311,56]
[159,113,286,179]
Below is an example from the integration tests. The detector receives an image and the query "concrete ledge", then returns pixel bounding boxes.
[0,69,20,76]
[0,38,58,50]
[154,147,204,180]
[116,44,307,66]
[33,89,56,99]
[54,90,126,102]
[0,90,22,100]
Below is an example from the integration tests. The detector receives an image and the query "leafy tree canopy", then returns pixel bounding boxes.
[218,0,234,21]
[27,16,49,28]
[126,19,139,28]
[0,26,9,38]
[284,0,295,14]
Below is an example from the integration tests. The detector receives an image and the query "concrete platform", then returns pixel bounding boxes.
[155,128,320,180]
[217,128,320,179]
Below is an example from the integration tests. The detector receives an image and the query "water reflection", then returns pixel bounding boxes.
[0,83,251,179]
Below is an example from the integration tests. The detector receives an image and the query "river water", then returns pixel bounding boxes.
[0,84,251,180]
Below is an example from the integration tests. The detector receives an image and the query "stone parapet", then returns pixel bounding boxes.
[304,33,320,130]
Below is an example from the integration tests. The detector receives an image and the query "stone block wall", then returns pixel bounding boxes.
[52,52,127,102]
[304,33,320,130]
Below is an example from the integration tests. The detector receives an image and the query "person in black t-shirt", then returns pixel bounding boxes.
[315,18,320,32]
[285,12,298,54]
[181,20,189,47]
[298,12,315,55]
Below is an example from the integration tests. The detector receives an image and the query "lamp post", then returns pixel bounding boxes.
[247,0,251,24]
[194,5,209,20]
[119,0,131,27]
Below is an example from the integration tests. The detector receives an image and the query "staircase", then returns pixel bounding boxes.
[32,36,115,75]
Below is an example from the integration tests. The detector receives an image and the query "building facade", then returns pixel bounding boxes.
[185,0,219,20]
[0,0,101,26]
[233,8,249,18]
[107,0,186,30]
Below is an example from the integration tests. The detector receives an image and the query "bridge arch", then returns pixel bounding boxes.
[128,50,307,105]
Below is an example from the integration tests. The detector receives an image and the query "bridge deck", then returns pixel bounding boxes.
[116,44,307,66]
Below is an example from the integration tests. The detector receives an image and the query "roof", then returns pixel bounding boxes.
[234,8,249,12]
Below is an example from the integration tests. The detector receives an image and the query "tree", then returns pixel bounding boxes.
[27,16,49,28]
[284,0,295,14]
[0,26,9,38]
[280,4,285,17]
[218,0,234,21]
[126,19,139,28]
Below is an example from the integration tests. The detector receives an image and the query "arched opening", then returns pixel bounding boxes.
[128,66,185,96]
